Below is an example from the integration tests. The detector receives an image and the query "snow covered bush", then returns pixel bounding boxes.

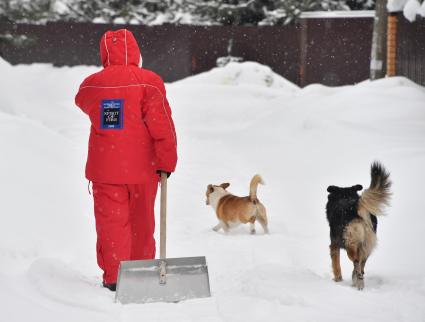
[388,0,425,22]
[0,0,378,25]
[0,0,59,23]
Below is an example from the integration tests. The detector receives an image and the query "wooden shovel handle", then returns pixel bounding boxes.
[160,172,167,260]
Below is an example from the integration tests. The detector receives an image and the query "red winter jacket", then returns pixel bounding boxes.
[75,29,177,184]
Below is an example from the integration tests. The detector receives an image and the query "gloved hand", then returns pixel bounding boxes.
[156,170,171,178]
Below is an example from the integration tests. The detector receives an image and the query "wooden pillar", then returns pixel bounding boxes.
[299,19,308,87]
[370,0,388,80]
[387,14,398,77]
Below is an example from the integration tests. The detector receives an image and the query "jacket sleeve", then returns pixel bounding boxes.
[143,76,177,173]
[74,76,92,115]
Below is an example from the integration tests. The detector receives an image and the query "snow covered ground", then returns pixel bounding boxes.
[1,58,425,322]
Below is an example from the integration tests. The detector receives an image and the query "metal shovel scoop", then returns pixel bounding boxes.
[115,173,211,304]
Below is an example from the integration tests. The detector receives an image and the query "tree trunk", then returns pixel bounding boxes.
[370,0,387,80]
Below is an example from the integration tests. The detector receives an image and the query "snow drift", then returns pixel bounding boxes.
[1,58,425,322]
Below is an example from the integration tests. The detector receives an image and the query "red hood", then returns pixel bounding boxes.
[100,29,141,67]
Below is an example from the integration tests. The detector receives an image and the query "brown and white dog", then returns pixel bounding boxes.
[205,175,269,234]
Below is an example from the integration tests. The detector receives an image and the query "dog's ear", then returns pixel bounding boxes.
[207,184,214,193]
[327,185,338,193]
[352,184,363,191]
[220,183,230,189]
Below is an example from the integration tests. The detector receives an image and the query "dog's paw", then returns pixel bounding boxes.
[333,276,343,282]
[356,276,364,290]
[351,270,358,286]
[250,229,256,235]
[212,225,221,232]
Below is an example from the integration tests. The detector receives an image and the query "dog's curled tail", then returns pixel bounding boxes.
[358,162,392,218]
[250,174,264,203]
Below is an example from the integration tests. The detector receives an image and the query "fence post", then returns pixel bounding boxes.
[370,0,387,80]
[386,13,398,77]
[299,19,307,87]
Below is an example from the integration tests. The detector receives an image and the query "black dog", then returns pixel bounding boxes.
[326,162,391,290]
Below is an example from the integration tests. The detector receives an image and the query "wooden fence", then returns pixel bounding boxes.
[396,14,425,86]
[1,13,410,87]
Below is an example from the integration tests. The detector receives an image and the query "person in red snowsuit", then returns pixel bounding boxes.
[75,29,177,291]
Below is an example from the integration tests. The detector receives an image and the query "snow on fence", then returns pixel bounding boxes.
[388,0,425,22]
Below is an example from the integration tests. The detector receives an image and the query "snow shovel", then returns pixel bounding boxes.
[115,172,211,304]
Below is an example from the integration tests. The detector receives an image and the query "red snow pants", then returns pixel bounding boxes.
[92,175,158,284]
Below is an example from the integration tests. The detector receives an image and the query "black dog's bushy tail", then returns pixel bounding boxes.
[358,162,392,217]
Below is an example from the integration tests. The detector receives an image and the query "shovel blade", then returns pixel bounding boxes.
[115,256,211,304]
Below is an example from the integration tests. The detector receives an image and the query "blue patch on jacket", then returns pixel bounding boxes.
[101,99,123,129]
